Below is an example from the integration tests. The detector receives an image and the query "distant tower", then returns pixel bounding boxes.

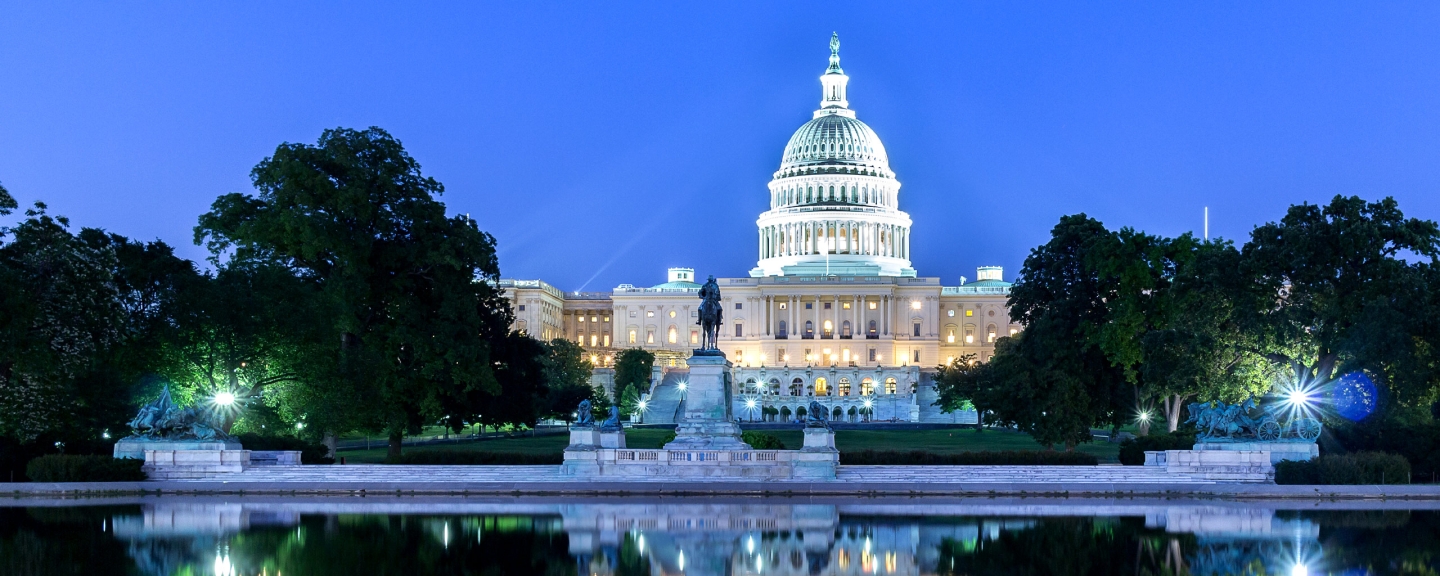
[751,33,915,278]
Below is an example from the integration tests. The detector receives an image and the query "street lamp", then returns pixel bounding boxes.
[213,391,236,406]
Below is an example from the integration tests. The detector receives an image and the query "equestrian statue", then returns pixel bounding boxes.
[696,275,724,353]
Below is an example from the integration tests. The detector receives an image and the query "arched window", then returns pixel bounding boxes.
[847,406,857,422]
[778,320,788,338]
[781,406,793,420]
[987,324,998,342]
[841,320,852,338]
[814,377,829,396]
[838,378,851,397]
[769,378,780,395]
[795,406,807,418]
[668,326,677,344]
[861,378,874,396]
[804,320,814,338]
[885,378,897,395]
[790,378,803,396]
[832,406,844,419]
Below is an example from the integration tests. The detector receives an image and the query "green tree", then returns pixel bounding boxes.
[1240,196,1440,415]
[195,127,512,459]
[540,338,596,422]
[617,384,642,418]
[0,182,15,216]
[989,214,1130,448]
[613,348,655,394]
[931,354,985,431]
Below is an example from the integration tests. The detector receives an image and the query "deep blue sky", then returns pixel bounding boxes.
[3,3,1439,290]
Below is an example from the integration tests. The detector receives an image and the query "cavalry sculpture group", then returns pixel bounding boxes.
[126,386,233,442]
[1187,397,1322,442]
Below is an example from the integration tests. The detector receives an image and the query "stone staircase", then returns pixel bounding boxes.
[641,369,688,424]
[167,464,1222,484]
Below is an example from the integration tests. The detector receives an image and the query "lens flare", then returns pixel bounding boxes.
[1333,372,1377,421]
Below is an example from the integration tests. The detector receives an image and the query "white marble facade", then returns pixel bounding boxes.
[499,37,1014,424]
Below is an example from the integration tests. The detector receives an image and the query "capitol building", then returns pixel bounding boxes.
[501,35,1015,424]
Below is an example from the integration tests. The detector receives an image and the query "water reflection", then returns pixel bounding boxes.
[1,499,1436,575]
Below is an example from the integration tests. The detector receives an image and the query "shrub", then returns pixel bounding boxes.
[235,433,335,464]
[1327,422,1440,478]
[1275,452,1411,485]
[841,449,1098,466]
[1118,431,1197,465]
[385,451,562,465]
[741,431,785,450]
[658,431,677,446]
[25,455,146,482]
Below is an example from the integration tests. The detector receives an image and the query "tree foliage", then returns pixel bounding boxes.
[194,127,512,457]
[540,338,596,422]
[613,348,655,394]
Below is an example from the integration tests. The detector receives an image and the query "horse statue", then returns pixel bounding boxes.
[574,399,595,428]
[123,385,233,441]
[696,275,723,352]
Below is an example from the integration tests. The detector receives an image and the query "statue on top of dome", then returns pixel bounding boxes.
[827,32,842,74]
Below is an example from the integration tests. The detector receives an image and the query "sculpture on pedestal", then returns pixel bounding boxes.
[1187,398,1322,442]
[126,386,233,442]
[573,399,595,428]
[599,405,622,432]
[805,400,831,430]
[696,275,723,353]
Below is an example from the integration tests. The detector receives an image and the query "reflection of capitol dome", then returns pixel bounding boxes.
[752,33,915,278]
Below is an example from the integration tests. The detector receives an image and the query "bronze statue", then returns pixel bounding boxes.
[806,400,830,430]
[124,386,233,441]
[599,405,622,432]
[574,399,595,428]
[696,275,723,352]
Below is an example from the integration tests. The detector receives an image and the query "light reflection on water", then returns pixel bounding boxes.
[2,498,1437,575]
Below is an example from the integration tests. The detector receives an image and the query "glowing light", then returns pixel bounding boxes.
[759,353,767,362]
[782,354,790,362]
[746,536,755,554]
[637,400,648,411]
[863,399,872,408]
[677,382,687,392]
[1334,372,1377,421]
[637,534,645,553]
[214,553,235,576]
[679,550,685,571]
[1138,411,1151,422]
[1291,563,1309,576]
[295,422,305,430]
[745,399,757,409]
[214,392,236,406]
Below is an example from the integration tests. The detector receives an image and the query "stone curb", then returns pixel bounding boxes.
[3,481,1438,500]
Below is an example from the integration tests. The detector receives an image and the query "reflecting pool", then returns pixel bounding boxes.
[2,497,1438,575]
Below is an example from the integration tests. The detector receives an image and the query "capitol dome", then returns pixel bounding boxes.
[779,114,890,173]
[751,34,915,278]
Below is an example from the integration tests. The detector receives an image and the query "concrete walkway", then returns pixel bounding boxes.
[2,464,1438,499]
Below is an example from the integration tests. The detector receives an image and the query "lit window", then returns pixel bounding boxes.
[1010,328,1019,335]
[590,316,597,322]
[590,335,598,346]
[669,310,676,318]
[966,309,974,317]
[911,301,922,310]
[603,316,609,322]
[843,302,851,310]
[578,316,585,323]
[647,331,655,344]
[842,349,851,363]
[868,301,877,310]
[629,330,636,344]
[691,331,699,344]
[815,378,829,396]
[647,311,655,317]
[668,326,677,344]
[947,330,955,343]
[947,309,955,317]
[988,332,997,342]
[603,335,610,346]
[779,303,787,310]
[965,334,975,344]
[629,311,637,317]
[885,378,897,394]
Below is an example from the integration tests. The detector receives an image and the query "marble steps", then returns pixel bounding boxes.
[642,370,689,425]
[168,464,1214,484]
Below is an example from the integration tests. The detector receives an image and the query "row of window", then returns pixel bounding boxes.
[744,376,902,397]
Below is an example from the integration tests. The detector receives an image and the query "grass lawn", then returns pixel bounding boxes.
[341,427,1119,463]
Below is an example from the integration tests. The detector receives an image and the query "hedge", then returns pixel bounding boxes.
[1327,422,1440,478]
[235,433,334,464]
[1118,431,1197,465]
[741,431,785,450]
[1275,451,1411,485]
[385,450,563,465]
[841,449,1098,466]
[25,455,147,482]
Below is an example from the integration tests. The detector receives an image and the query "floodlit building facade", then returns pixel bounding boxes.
[501,35,1016,424]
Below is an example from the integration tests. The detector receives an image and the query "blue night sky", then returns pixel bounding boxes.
[2,3,1439,290]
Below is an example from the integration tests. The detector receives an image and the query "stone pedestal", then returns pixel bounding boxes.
[568,428,601,450]
[1195,441,1318,464]
[143,449,251,480]
[114,438,242,460]
[1144,449,1275,482]
[795,427,839,480]
[663,353,750,450]
[599,430,626,449]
